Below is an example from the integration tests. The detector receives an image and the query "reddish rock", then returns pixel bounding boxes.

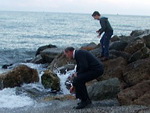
[123,57,150,86]
[118,80,150,106]
[0,65,39,88]
[80,42,97,51]
[97,57,127,82]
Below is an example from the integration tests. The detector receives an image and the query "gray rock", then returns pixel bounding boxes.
[124,39,145,54]
[109,41,128,51]
[143,34,150,49]
[48,53,76,71]
[36,44,57,56]
[110,35,120,42]
[41,48,64,63]
[90,47,101,57]
[31,55,44,64]
[130,29,150,38]
[119,36,134,43]
[87,78,121,100]
[57,64,76,74]
[109,50,131,60]
[128,47,150,63]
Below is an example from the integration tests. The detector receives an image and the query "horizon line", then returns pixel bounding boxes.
[0,10,150,17]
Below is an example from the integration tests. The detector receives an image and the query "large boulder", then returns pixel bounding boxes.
[110,35,120,42]
[97,57,127,82]
[124,39,145,54]
[109,41,128,51]
[48,53,76,71]
[89,47,101,57]
[119,36,134,43]
[130,29,150,38]
[35,44,57,56]
[80,42,97,51]
[41,70,60,91]
[143,34,150,49]
[123,57,150,87]
[128,46,150,63]
[87,78,121,100]
[40,48,64,63]
[109,50,131,60]
[31,44,57,64]
[31,54,44,64]
[0,65,39,89]
[118,80,150,106]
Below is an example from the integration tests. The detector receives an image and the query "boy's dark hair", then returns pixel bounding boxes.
[92,11,100,16]
[65,47,75,52]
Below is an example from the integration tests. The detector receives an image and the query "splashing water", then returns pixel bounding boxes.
[0,88,34,108]
[56,68,76,95]
[0,63,77,109]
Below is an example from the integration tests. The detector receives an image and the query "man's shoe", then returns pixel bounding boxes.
[101,57,109,61]
[77,99,92,105]
[75,102,87,109]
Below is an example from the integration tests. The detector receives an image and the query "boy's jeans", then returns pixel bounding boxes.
[100,31,113,58]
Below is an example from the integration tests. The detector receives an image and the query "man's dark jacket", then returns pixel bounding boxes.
[74,50,103,74]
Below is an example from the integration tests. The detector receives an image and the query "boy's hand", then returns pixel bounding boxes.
[97,35,101,38]
[96,30,100,33]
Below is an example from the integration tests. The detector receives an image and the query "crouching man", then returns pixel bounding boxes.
[64,47,104,109]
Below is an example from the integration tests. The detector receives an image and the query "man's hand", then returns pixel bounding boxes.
[70,86,75,93]
[72,73,77,77]
[97,35,101,38]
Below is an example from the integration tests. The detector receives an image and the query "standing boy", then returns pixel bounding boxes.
[92,11,113,61]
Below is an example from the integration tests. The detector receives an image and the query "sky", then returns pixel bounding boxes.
[0,0,150,16]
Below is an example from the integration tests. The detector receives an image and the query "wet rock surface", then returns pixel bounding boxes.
[41,70,60,91]
[0,65,39,89]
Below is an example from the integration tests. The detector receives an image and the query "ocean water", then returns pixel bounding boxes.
[0,11,150,109]
[0,11,150,65]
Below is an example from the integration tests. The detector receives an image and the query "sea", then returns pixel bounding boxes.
[0,11,150,110]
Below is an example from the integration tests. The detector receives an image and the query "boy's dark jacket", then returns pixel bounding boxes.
[98,17,113,35]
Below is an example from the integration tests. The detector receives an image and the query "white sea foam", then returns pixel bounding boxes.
[0,88,34,108]
[0,62,76,109]
[20,63,47,83]
[56,68,76,95]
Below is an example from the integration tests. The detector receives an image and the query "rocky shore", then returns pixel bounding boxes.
[0,29,150,112]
